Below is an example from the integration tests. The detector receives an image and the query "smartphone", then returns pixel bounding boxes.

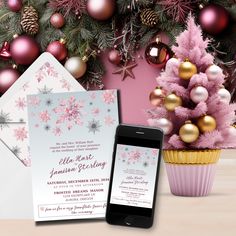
[106,124,163,228]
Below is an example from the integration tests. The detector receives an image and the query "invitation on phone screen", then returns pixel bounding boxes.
[110,144,159,208]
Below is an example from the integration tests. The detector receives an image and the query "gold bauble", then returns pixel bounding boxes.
[149,87,166,106]
[179,59,197,80]
[164,93,182,111]
[197,115,217,133]
[179,120,200,143]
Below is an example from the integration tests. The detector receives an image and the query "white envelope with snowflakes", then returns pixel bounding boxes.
[0,52,84,218]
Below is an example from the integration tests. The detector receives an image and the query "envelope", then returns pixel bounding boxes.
[0,52,85,218]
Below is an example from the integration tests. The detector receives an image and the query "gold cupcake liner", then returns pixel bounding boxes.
[163,149,221,164]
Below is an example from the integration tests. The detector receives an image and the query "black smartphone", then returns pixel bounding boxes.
[106,124,163,228]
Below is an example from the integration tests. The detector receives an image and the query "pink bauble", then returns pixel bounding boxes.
[0,67,20,94]
[199,4,229,35]
[108,49,121,65]
[46,40,67,61]
[7,0,22,12]
[190,86,209,103]
[205,64,222,81]
[165,57,180,74]
[10,35,40,65]
[149,118,173,135]
[87,0,115,20]
[218,87,231,103]
[50,13,65,29]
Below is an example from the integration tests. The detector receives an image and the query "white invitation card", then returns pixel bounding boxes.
[27,90,119,221]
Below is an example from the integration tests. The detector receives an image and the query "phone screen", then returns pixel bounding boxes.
[109,136,160,210]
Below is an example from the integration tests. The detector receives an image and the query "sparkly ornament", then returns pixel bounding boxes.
[205,64,222,81]
[145,39,173,68]
[7,0,22,12]
[140,8,158,27]
[152,118,173,135]
[199,3,229,35]
[10,35,40,65]
[108,49,121,65]
[21,6,39,35]
[46,39,67,61]
[112,62,137,81]
[64,56,87,79]
[164,93,182,111]
[190,86,209,103]
[179,59,197,80]
[86,0,115,21]
[179,120,199,143]
[197,115,217,133]
[149,87,166,106]
[50,13,65,29]
[218,87,231,103]
[0,42,11,60]
[0,66,20,94]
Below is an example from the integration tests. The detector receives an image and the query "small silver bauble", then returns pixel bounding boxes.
[64,57,87,79]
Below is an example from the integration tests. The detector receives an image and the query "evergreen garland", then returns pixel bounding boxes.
[0,0,235,93]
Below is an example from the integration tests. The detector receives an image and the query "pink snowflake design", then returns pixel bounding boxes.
[152,149,158,156]
[128,149,141,162]
[14,127,28,141]
[53,96,84,130]
[60,79,71,91]
[92,108,100,116]
[28,96,41,106]
[104,115,115,126]
[102,90,116,104]
[53,126,62,136]
[39,110,51,123]
[36,63,58,82]
[15,97,26,110]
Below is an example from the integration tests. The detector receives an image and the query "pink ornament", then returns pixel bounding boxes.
[165,57,180,74]
[199,3,229,35]
[7,0,22,12]
[205,64,222,81]
[190,86,209,103]
[10,35,40,65]
[86,0,115,21]
[150,118,173,135]
[218,87,231,103]
[46,40,67,61]
[0,67,20,94]
[50,13,65,29]
[108,49,121,65]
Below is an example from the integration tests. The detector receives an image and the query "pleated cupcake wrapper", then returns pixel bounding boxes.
[163,149,221,164]
[165,163,217,197]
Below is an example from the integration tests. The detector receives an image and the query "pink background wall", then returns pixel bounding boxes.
[102,51,161,125]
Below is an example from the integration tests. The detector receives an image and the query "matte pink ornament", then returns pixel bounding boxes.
[46,40,67,61]
[50,13,65,29]
[108,49,121,65]
[190,86,209,103]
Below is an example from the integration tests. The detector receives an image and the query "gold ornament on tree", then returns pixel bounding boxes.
[164,93,182,111]
[20,6,39,35]
[140,8,158,27]
[197,115,217,133]
[149,87,166,106]
[179,120,200,143]
[179,59,197,80]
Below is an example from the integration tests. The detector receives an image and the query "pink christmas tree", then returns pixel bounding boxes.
[147,15,236,150]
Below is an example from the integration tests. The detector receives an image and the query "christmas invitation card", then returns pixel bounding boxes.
[27,90,119,221]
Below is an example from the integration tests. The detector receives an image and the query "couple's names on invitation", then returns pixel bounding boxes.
[49,140,106,179]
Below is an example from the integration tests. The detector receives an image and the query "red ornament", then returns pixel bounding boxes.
[46,39,67,61]
[0,67,20,94]
[7,0,22,12]
[0,42,11,60]
[50,13,65,29]
[108,49,121,65]
[199,4,229,35]
[87,0,115,21]
[145,40,173,68]
[10,35,40,65]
